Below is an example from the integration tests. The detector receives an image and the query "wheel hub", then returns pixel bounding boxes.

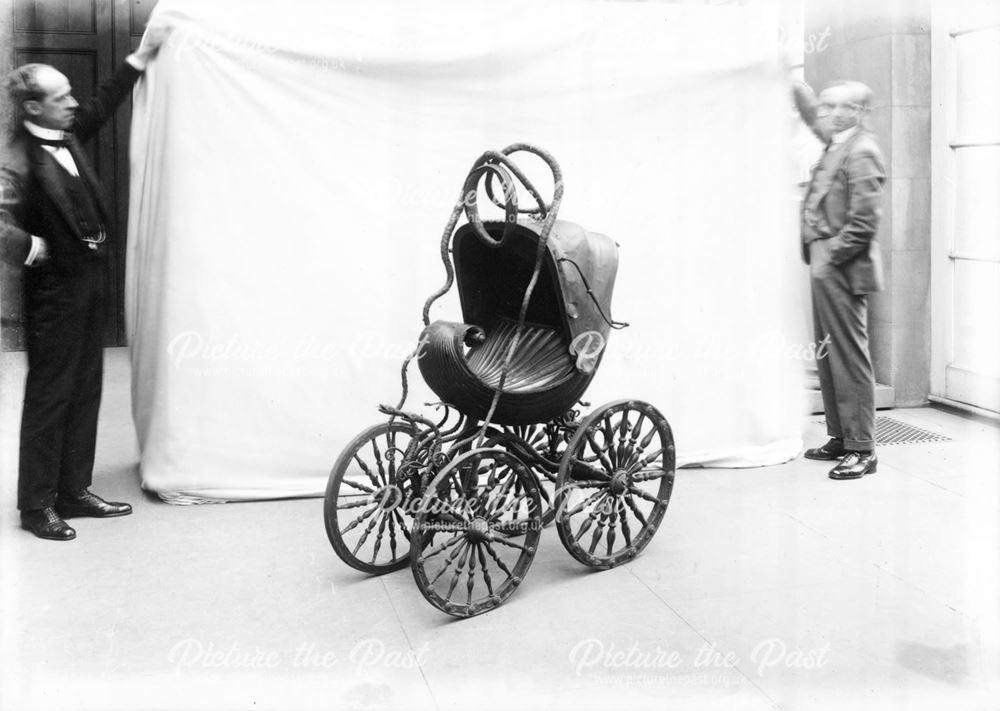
[609,470,630,496]
[466,517,491,544]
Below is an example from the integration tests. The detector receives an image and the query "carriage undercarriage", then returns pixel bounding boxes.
[325,398,674,618]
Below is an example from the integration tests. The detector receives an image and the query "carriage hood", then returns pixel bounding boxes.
[451,219,621,373]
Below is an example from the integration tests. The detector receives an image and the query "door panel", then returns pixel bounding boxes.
[931,8,1000,413]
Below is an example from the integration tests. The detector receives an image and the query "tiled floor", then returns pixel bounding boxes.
[1,349,998,711]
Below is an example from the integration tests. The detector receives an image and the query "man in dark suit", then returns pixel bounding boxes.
[1,24,170,539]
[793,80,885,480]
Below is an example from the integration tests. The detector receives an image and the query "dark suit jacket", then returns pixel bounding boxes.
[0,61,140,272]
[801,129,886,295]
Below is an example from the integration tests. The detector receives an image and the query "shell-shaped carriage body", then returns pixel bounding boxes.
[417,218,620,425]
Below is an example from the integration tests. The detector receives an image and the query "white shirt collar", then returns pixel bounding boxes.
[24,121,69,141]
[830,125,859,146]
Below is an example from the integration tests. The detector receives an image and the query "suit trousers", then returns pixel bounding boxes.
[809,242,876,452]
[18,259,106,511]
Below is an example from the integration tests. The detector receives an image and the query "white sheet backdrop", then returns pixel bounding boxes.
[127,0,810,503]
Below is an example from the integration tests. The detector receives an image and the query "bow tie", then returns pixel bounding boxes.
[33,135,71,148]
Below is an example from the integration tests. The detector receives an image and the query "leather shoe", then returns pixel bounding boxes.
[21,507,76,541]
[804,438,847,460]
[829,451,878,480]
[56,489,132,518]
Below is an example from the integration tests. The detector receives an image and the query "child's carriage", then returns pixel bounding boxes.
[324,145,675,617]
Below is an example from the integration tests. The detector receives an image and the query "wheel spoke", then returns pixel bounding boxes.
[573,494,611,543]
[482,540,514,578]
[617,498,633,548]
[620,412,648,469]
[445,544,472,601]
[484,469,518,519]
[616,411,631,468]
[353,453,382,489]
[601,417,618,468]
[370,439,388,486]
[476,544,495,597]
[416,532,464,564]
[428,540,469,585]
[606,501,618,556]
[627,485,665,505]
[490,536,533,553]
[341,502,379,534]
[627,448,666,475]
[631,466,671,482]
[563,488,606,518]
[391,509,412,541]
[585,427,615,475]
[466,541,477,606]
[337,498,374,510]
[340,478,375,494]
[489,493,532,524]
[623,493,649,528]
[351,509,384,556]
[629,426,660,468]
[587,508,610,555]
[387,508,399,561]
[370,509,390,563]
[485,457,501,488]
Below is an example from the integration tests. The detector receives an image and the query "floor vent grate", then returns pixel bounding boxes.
[814,416,952,446]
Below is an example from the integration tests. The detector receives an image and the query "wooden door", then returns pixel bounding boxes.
[3,0,157,348]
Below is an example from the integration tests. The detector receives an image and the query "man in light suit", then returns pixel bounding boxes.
[1,24,169,539]
[793,80,885,480]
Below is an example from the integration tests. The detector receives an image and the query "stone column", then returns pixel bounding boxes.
[804,0,932,406]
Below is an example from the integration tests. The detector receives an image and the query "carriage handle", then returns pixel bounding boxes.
[462,143,564,246]
[419,143,564,326]
[482,144,563,218]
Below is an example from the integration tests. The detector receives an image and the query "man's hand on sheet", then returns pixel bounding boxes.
[129,17,173,70]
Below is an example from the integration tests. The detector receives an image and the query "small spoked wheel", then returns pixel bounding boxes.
[324,421,424,574]
[410,448,543,617]
[555,400,675,569]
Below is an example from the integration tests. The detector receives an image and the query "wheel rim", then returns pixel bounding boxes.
[556,400,674,569]
[324,421,425,574]
[411,448,542,617]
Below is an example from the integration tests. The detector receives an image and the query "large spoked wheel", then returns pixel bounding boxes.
[324,421,424,575]
[555,400,675,569]
[410,448,543,618]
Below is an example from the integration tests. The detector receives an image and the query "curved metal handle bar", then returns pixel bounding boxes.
[460,160,520,247]
[482,154,546,217]
[482,143,564,219]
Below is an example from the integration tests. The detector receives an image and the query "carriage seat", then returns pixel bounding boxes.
[464,318,575,393]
